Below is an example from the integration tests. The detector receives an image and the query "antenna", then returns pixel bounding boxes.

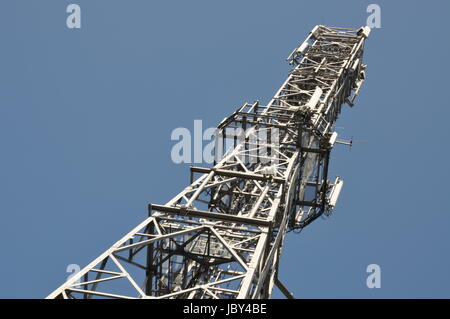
[47,25,370,300]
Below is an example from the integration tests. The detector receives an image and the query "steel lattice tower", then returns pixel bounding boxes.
[48,25,370,299]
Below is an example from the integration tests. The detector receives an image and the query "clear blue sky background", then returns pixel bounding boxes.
[1,0,449,298]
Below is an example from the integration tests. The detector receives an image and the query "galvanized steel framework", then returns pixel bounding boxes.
[48,25,370,299]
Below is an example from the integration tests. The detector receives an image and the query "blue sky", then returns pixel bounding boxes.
[1,0,449,298]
